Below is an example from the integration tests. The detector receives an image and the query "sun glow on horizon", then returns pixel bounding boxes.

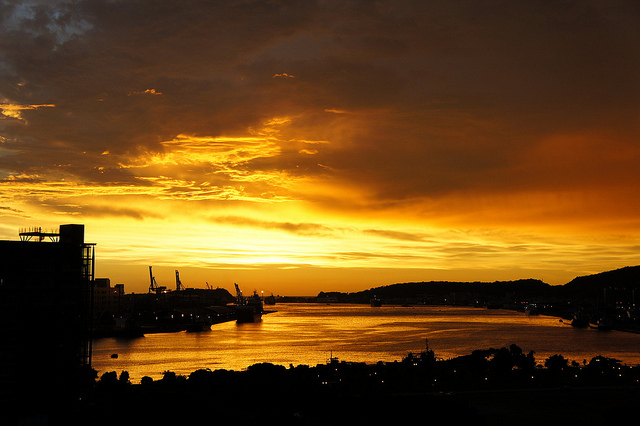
[2,112,640,295]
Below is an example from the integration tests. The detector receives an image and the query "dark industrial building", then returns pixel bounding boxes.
[0,224,95,421]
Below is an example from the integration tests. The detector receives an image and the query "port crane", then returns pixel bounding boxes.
[148,266,167,294]
[175,270,185,291]
[234,283,245,305]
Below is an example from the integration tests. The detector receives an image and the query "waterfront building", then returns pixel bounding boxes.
[0,224,95,419]
[93,278,125,320]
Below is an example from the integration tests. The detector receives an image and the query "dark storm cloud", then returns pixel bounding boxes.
[1,1,314,142]
[1,0,638,210]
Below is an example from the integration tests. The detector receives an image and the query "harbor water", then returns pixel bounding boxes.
[92,303,640,382]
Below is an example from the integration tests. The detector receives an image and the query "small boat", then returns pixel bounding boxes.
[370,296,382,307]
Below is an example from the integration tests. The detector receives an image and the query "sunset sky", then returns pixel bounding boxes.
[1,1,639,296]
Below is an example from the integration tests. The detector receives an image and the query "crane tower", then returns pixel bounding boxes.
[175,270,185,291]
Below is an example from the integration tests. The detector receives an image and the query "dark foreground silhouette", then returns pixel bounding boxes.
[9,344,640,426]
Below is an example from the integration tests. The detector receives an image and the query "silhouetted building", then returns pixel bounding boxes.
[93,278,124,319]
[0,224,95,420]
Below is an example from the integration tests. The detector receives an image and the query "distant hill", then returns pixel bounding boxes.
[318,279,553,304]
[356,279,551,301]
[317,266,640,304]
[560,265,640,299]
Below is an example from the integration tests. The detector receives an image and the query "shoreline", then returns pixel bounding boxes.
[29,345,640,425]
[7,329,640,426]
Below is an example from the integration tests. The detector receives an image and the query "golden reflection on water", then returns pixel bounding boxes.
[92,304,640,382]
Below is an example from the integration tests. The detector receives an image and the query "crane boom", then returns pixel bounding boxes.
[148,266,167,294]
[175,270,185,291]
[149,266,158,293]
[234,283,244,305]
